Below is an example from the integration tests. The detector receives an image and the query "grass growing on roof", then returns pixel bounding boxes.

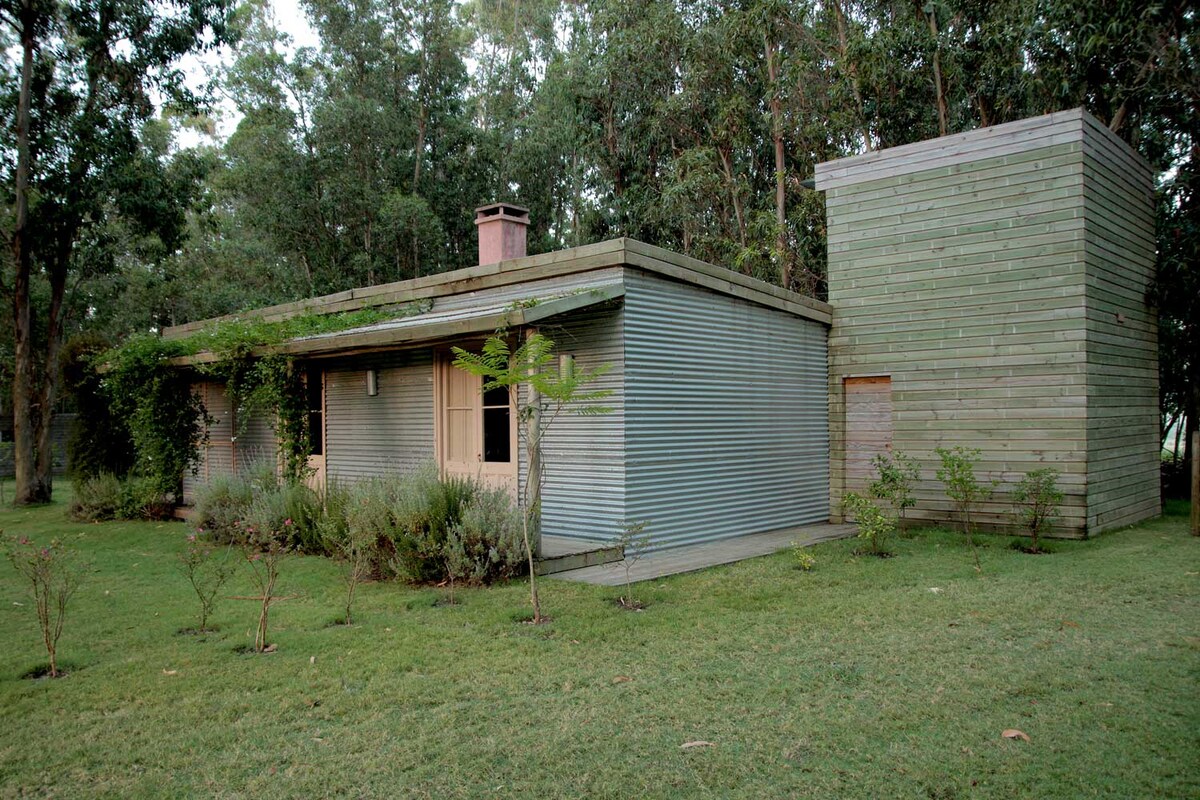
[0,486,1196,798]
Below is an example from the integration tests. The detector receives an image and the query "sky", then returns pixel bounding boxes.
[177,0,320,146]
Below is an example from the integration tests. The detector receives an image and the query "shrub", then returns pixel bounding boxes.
[935,446,994,572]
[238,525,293,653]
[242,481,323,553]
[70,473,171,521]
[341,478,400,576]
[70,473,123,521]
[445,486,526,585]
[118,475,173,520]
[792,547,817,572]
[869,450,920,522]
[1012,468,1063,553]
[178,535,236,632]
[192,473,256,544]
[388,465,477,583]
[843,492,896,557]
[4,534,89,678]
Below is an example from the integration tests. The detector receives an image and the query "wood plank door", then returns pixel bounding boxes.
[437,354,518,498]
[845,376,893,495]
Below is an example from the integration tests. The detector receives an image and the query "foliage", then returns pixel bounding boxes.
[103,335,209,497]
[177,536,236,633]
[843,492,897,557]
[238,524,294,653]
[791,545,817,572]
[869,450,920,522]
[60,333,135,481]
[1012,468,1064,553]
[445,487,527,586]
[453,332,613,623]
[610,520,651,609]
[935,446,994,572]
[388,466,477,584]
[3,534,89,678]
[69,474,172,522]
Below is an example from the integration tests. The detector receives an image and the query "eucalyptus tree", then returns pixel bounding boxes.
[1,0,234,504]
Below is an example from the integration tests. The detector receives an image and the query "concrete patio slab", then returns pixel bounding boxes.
[549,522,855,585]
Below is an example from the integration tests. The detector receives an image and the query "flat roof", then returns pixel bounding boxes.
[162,238,832,348]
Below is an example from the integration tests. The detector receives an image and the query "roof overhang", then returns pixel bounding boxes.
[168,280,625,366]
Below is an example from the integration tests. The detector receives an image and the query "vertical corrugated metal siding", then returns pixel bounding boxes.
[536,304,626,546]
[324,350,435,482]
[624,270,830,550]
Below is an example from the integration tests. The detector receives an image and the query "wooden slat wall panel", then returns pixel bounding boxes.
[1082,133,1160,531]
[844,377,893,497]
[824,109,1159,536]
[826,118,1091,535]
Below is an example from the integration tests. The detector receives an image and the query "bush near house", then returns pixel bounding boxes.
[191,463,525,586]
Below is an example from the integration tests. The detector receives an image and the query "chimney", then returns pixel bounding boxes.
[475,202,529,265]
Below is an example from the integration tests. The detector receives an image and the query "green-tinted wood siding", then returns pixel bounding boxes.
[1080,115,1160,530]
[823,109,1157,536]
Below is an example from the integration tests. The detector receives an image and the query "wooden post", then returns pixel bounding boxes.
[1191,431,1199,536]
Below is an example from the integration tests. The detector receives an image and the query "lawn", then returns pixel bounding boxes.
[0,488,1196,799]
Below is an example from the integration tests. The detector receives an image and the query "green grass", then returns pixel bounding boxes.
[0,488,1197,798]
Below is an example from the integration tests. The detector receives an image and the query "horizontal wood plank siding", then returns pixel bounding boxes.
[624,270,829,551]
[825,115,1092,534]
[1082,126,1160,531]
[535,304,626,546]
[323,350,435,482]
[824,109,1159,535]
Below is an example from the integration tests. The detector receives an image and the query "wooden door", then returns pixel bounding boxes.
[437,354,518,497]
[845,376,893,494]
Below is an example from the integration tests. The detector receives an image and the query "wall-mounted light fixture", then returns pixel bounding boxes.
[559,354,575,380]
[366,369,379,397]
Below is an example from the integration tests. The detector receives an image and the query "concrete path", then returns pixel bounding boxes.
[549,522,855,586]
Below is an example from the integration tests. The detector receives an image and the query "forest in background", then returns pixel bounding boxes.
[1,0,1196,502]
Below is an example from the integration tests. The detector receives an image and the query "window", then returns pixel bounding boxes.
[481,379,510,463]
[306,367,323,456]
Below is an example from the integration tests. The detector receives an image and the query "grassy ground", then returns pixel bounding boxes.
[0,487,1196,798]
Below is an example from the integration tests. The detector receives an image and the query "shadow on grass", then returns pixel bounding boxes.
[18,661,82,680]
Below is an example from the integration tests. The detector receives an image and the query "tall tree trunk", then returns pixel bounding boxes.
[718,146,748,248]
[765,36,789,288]
[924,6,949,136]
[10,0,50,505]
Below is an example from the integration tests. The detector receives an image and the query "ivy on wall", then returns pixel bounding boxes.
[101,303,429,495]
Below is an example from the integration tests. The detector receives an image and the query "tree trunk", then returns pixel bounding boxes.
[765,36,789,289]
[10,1,51,505]
[924,6,949,136]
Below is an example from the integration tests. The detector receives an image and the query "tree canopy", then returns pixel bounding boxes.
[2,0,1196,501]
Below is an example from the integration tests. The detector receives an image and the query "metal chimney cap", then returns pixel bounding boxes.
[474,202,530,225]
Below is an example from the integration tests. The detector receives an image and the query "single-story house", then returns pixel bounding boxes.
[168,107,1160,549]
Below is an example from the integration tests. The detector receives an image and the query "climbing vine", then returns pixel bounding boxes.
[103,303,428,493]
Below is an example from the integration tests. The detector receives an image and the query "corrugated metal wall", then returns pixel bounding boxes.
[536,304,626,546]
[324,349,435,482]
[623,270,830,550]
[235,412,278,475]
[183,381,235,504]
